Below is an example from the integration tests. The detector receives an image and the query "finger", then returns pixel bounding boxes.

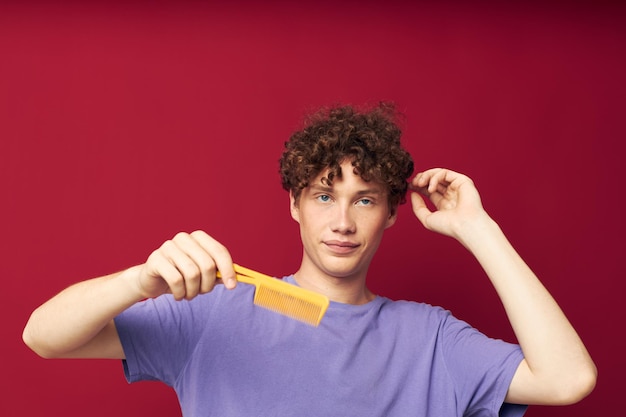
[427,189,446,208]
[411,173,446,207]
[410,168,439,190]
[158,239,200,300]
[410,192,433,228]
[142,251,181,297]
[436,169,470,192]
[427,169,453,193]
[409,173,424,190]
[172,232,217,299]
[189,230,237,290]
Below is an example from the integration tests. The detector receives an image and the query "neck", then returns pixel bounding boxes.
[292,263,375,305]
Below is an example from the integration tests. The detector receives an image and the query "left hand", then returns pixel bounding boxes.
[409,168,488,238]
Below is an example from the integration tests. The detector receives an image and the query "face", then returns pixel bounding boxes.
[290,160,397,282]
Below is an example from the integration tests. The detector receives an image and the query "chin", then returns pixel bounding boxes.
[320,260,365,279]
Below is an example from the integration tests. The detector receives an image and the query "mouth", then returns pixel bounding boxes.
[324,240,360,254]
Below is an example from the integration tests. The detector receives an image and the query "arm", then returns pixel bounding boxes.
[410,168,597,405]
[23,231,238,359]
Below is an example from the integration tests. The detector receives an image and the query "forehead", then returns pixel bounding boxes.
[309,163,386,194]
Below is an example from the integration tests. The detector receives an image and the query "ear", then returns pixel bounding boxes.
[289,190,300,223]
[385,208,398,229]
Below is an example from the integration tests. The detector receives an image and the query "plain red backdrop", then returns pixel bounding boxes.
[2,1,624,416]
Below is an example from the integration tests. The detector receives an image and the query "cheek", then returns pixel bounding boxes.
[364,214,393,237]
[300,215,322,234]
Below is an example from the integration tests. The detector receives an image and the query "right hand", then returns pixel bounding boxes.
[133,231,237,301]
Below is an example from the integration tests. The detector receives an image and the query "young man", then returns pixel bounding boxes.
[24,104,596,416]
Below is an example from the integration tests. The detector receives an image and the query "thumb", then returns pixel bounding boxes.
[410,192,432,227]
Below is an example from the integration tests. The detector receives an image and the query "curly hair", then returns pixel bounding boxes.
[279,103,414,212]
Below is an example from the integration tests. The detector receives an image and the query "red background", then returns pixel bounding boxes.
[2,1,624,415]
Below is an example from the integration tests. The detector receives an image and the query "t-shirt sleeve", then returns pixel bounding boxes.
[438,310,527,417]
[114,292,214,386]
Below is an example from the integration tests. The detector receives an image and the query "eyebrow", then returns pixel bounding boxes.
[309,184,384,196]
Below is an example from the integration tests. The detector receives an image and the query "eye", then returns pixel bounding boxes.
[357,198,372,206]
[317,194,331,203]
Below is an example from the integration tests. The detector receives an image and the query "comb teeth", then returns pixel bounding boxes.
[253,284,329,326]
[218,265,330,326]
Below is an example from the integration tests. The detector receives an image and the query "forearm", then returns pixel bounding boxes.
[456,214,596,402]
[23,265,145,359]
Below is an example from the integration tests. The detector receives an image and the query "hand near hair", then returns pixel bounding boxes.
[409,168,489,241]
[410,168,597,405]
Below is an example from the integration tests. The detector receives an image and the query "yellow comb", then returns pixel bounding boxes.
[218,264,329,327]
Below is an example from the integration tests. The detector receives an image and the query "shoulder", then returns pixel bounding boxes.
[375,297,455,331]
[378,297,450,318]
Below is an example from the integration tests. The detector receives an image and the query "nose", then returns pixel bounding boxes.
[330,203,356,234]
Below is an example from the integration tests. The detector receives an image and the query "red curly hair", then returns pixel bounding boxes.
[279,103,414,212]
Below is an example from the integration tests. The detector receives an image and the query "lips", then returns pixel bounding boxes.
[324,240,360,254]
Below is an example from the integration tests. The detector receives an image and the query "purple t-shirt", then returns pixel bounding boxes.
[115,276,527,417]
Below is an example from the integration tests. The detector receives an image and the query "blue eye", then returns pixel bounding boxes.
[357,199,372,206]
[318,195,331,202]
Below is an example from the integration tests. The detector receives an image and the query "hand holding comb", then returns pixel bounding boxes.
[218,264,329,327]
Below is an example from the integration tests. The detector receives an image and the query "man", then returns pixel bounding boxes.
[23,104,596,416]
